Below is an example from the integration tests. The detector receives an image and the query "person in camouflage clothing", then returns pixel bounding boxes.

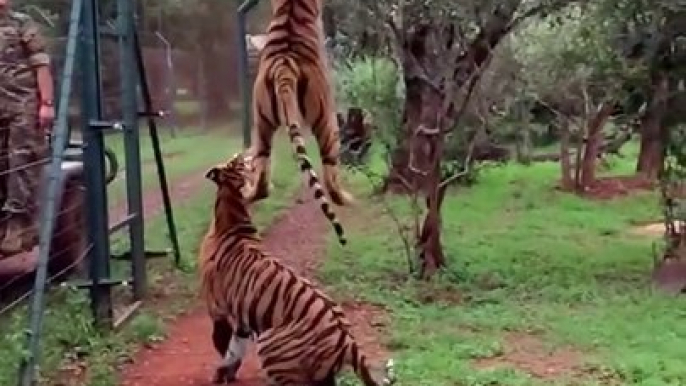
[0,0,55,256]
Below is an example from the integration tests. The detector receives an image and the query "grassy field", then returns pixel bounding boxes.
[0,130,303,385]
[3,130,675,385]
[103,126,242,205]
[321,151,684,385]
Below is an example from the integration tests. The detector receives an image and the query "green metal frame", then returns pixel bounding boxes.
[17,0,84,383]
[238,0,260,148]
[17,0,181,383]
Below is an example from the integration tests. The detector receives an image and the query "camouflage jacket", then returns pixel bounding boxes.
[0,10,50,104]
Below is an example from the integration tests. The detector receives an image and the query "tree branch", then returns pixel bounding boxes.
[386,17,445,97]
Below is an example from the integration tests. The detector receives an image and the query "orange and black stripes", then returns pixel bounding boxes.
[200,155,395,385]
[243,0,353,246]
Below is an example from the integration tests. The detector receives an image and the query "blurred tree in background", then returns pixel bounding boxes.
[20,0,273,121]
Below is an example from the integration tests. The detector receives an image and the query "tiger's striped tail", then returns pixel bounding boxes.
[272,59,347,246]
[344,339,396,386]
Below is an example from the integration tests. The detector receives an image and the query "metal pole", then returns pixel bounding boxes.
[155,31,178,137]
[237,0,260,149]
[118,0,146,300]
[82,0,113,327]
[198,56,207,132]
[17,0,83,383]
[134,28,182,269]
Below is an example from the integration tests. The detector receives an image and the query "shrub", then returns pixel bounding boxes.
[333,56,403,148]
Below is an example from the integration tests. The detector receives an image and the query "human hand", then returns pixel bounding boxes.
[39,104,55,133]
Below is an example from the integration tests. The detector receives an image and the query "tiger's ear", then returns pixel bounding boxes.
[205,166,221,184]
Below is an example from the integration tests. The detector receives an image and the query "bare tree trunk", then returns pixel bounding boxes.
[416,109,448,278]
[580,103,614,189]
[385,14,515,192]
[384,77,427,192]
[383,7,525,278]
[636,115,666,179]
[559,120,574,190]
[418,178,448,279]
[573,127,584,191]
[636,72,669,179]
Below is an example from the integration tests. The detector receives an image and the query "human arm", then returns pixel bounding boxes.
[21,18,54,129]
[35,65,54,107]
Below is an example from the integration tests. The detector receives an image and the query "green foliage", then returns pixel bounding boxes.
[668,126,686,161]
[512,3,646,109]
[333,56,403,147]
[595,0,686,125]
[129,313,166,344]
[665,125,686,197]
[0,287,97,386]
[323,158,675,385]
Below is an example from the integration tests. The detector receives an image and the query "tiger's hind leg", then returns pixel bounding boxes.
[212,321,251,384]
[310,111,354,207]
[245,93,278,203]
[256,326,312,386]
[312,373,336,386]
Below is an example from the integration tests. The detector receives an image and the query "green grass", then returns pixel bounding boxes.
[3,129,667,385]
[0,130,305,385]
[103,127,243,205]
[321,152,683,385]
[531,138,640,177]
[173,100,201,116]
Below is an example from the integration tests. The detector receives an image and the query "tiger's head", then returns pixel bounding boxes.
[205,152,254,200]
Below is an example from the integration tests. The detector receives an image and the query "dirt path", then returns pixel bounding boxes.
[119,190,387,385]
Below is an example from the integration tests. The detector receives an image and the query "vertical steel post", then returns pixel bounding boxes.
[198,57,208,132]
[82,0,113,327]
[17,0,84,383]
[237,0,260,149]
[118,0,146,299]
[133,28,182,269]
[155,31,178,137]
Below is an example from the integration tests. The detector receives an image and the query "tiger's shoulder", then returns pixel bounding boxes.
[198,225,261,265]
[198,219,220,265]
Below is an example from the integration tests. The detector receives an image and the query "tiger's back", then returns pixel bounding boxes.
[201,237,349,334]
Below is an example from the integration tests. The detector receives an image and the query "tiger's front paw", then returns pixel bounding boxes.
[212,361,241,384]
[248,181,272,203]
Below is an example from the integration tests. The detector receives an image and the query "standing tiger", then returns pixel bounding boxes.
[200,153,396,386]
[243,0,353,243]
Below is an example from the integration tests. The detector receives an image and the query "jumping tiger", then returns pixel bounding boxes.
[243,0,353,245]
[199,153,395,385]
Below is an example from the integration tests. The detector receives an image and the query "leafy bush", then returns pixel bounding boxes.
[333,56,403,148]
[667,125,686,169]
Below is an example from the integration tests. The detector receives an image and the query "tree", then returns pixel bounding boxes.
[512,3,643,192]
[599,0,686,178]
[330,0,581,277]
[25,0,250,122]
[148,0,240,121]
